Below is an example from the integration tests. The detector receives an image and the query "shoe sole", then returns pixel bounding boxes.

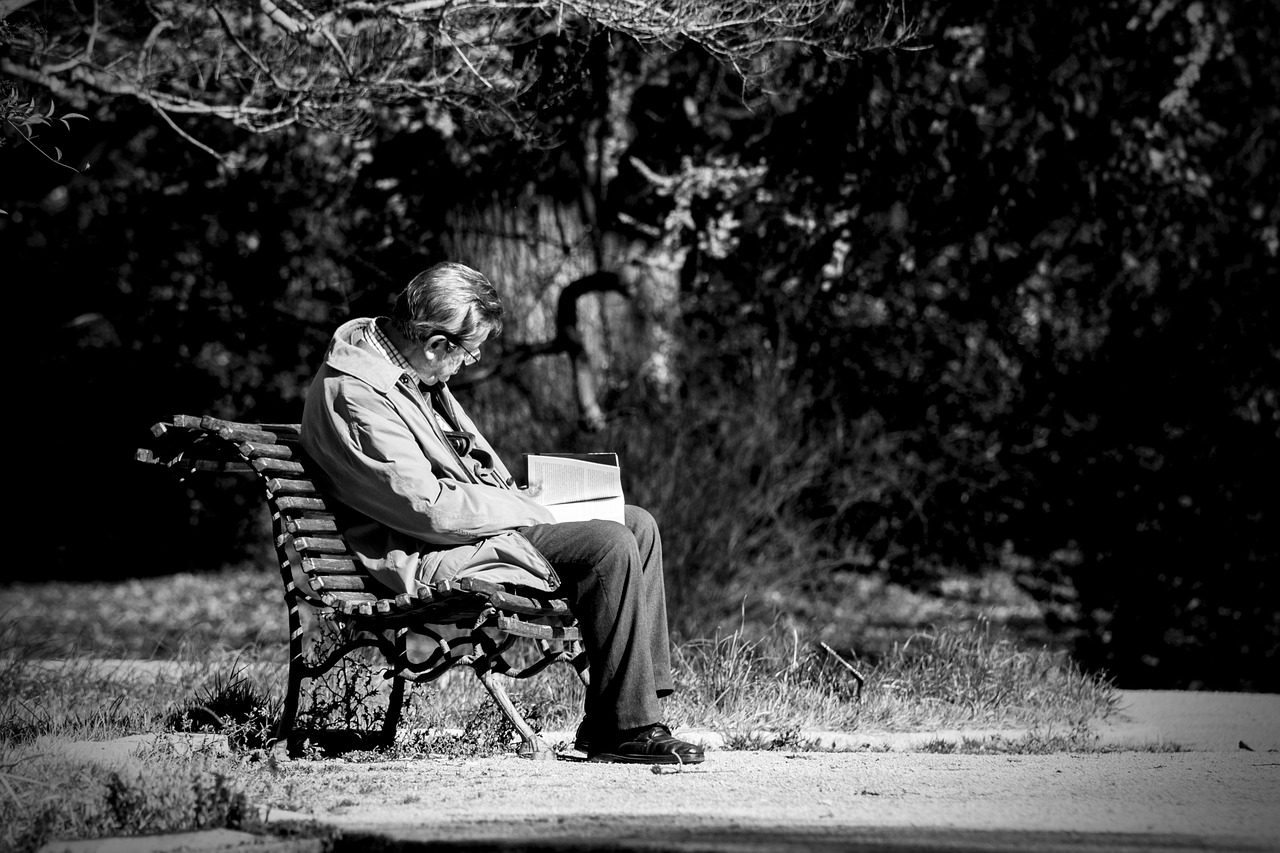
[587,752,706,765]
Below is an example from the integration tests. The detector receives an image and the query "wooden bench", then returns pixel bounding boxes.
[137,414,588,760]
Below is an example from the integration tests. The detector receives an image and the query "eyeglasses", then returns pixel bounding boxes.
[426,330,481,365]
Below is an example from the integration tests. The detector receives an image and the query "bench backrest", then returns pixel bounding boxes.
[141,415,406,617]
[140,414,579,636]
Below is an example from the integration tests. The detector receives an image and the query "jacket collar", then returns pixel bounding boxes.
[323,318,413,394]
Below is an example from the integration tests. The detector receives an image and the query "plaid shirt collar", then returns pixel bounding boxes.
[368,318,416,376]
[368,318,455,428]
[367,319,470,454]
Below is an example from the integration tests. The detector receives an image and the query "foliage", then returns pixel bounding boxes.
[631,0,1279,689]
[0,80,86,169]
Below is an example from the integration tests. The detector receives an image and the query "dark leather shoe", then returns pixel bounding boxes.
[589,723,705,764]
[574,718,592,753]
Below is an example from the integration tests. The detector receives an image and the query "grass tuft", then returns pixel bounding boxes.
[0,747,252,853]
[662,617,1116,738]
[168,663,280,752]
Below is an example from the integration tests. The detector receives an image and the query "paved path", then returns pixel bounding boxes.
[319,749,1279,850]
[38,690,1280,853]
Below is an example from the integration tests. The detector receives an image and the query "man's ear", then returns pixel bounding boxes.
[423,334,449,354]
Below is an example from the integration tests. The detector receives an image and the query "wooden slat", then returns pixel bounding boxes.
[239,441,294,460]
[496,616,580,642]
[291,535,349,554]
[486,589,573,617]
[324,591,378,603]
[274,496,328,512]
[194,415,302,446]
[450,577,571,617]
[201,416,278,438]
[170,458,255,474]
[449,577,504,596]
[312,575,376,592]
[254,423,302,436]
[267,477,319,496]
[325,593,379,616]
[301,556,360,574]
[253,457,307,476]
[218,426,281,444]
[286,517,338,534]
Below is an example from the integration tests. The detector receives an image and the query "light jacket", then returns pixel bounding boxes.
[300,318,559,595]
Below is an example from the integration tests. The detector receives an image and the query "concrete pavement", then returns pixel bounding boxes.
[36,690,1280,853]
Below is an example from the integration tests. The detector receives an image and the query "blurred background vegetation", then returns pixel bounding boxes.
[3,0,1276,691]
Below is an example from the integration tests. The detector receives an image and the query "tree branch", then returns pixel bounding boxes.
[0,0,37,21]
[3,0,916,141]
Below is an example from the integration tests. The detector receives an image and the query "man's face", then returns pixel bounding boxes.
[418,329,486,386]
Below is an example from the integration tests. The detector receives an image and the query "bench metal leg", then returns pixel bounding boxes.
[380,628,408,750]
[276,590,307,755]
[571,649,590,687]
[474,667,555,760]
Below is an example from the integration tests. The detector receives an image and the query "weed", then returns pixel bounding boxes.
[722,728,812,751]
[0,748,252,853]
[293,624,396,741]
[391,701,531,759]
[169,663,280,751]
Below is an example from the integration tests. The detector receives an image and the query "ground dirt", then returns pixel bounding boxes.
[271,750,1279,852]
[38,691,1280,852]
[249,690,1280,852]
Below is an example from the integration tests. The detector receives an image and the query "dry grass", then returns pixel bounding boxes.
[0,568,1118,853]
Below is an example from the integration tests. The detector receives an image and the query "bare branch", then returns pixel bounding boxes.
[142,98,225,159]
[258,0,306,34]
[0,0,37,20]
[4,0,915,141]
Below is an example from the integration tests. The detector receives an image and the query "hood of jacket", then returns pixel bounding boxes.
[299,318,558,596]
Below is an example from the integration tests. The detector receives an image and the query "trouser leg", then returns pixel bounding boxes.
[627,506,673,696]
[518,505,671,734]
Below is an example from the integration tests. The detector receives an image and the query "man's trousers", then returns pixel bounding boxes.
[519,505,673,736]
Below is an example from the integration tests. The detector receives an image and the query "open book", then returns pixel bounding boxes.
[523,452,625,524]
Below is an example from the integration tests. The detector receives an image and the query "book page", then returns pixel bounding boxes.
[525,453,621,505]
[545,495,626,525]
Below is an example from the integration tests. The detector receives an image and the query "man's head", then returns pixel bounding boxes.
[388,262,504,385]
[391,261,504,343]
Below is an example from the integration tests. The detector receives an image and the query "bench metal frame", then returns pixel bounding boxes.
[138,415,588,759]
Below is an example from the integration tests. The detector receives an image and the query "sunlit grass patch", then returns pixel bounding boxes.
[916,732,1186,755]
[0,565,285,660]
[0,616,285,749]
[662,617,1117,739]
[0,745,252,853]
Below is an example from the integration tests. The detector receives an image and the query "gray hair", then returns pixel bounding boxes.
[390,262,505,342]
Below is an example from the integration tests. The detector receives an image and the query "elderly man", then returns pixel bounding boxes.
[300,261,704,765]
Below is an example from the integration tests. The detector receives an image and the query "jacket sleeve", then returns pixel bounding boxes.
[306,384,556,544]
